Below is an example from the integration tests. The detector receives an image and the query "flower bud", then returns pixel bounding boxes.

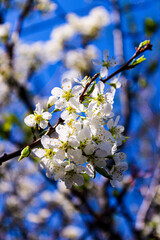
[47,96,57,108]
[18,146,31,161]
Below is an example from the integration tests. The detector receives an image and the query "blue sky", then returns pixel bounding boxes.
[1,0,160,239]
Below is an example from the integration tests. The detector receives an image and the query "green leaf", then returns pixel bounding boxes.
[138,40,150,49]
[95,166,112,180]
[51,109,61,114]
[38,129,47,137]
[139,77,147,88]
[85,81,96,97]
[106,82,117,89]
[130,55,146,67]
[147,59,158,73]
[0,114,19,139]
[122,136,130,144]
[145,18,158,37]
[18,146,31,161]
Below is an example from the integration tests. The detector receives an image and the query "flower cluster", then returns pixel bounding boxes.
[35,0,57,13]
[24,75,128,188]
[67,7,109,38]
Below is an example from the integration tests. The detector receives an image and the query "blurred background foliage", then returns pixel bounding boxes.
[0,0,160,239]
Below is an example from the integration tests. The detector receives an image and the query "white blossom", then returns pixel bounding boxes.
[107,116,125,145]
[92,49,117,78]
[24,103,52,129]
[51,78,82,109]
[67,7,110,38]
[35,0,57,13]
[110,161,128,187]
[62,225,83,239]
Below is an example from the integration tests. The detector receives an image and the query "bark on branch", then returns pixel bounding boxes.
[0,118,64,166]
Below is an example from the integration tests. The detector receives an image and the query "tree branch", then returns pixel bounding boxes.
[101,41,152,83]
[0,118,64,166]
[79,42,152,103]
[79,73,100,103]
[135,163,160,231]
[5,42,34,112]
[15,0,34,35]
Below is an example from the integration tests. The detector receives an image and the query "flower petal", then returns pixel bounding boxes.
[24,114,36,127]
[64,178,73,189]
[96,158,106,168]
[41,135,51,149]
[115,115,120,126]
[39,120,48,129]
[107,119,113,129]
[48,96,57,107]
[61,110,69,120]
[73,174,84,186]
[103,49,109,62]
[92,59,102,66]
[84,143,96,155]
[35,103,43,114]
[54,149,65,161]
[86,163,94,178]
[51,87,63,97]
[114,152,127,164]
[42,112,52,120]
[101,103,112,115]
[62,78,72,91]
[32,148,45,158]
[72,85,83,96]
[100,66,108,78]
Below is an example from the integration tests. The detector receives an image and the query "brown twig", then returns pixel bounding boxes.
[101,41,152,83]
[5,42,34,112]
[79,73,100,103]
[15,0,34,35]
[4,6,35,112]
[0,118,64,166]
[135,163,160,231]
[79,42,152,103]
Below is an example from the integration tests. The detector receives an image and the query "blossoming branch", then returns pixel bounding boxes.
[0,40,152,189]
